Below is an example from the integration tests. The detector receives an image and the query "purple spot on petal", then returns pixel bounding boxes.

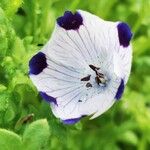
[57,11,83,30]
[115,79,125,100]
[62,115,86,125]
[39,92,57,105]
[29,52,47,75]
[62,117,82,124]
[117,22,132,47]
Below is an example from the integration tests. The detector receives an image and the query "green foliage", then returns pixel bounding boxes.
[0,129,22,150]
[22,119,50,150]
[0,0,150,150]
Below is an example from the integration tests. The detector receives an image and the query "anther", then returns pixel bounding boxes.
[89,64,100,71]
[86,82,92,88]
[95,76,101,85]
[81,75,91,81]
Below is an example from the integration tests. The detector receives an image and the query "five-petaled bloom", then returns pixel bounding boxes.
[29,10,133,124]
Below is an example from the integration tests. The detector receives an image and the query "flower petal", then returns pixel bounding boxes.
[114,24,132,83]
[51,74,121,121]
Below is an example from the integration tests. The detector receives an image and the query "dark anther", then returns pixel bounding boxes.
[97,72,104,78]
[95,76,101,85]
[86,82,92,88]
[89,64,100,71]
[81,75,91,81]
[78,100,82,102]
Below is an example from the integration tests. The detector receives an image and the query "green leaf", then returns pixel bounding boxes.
[0,128,22,150]
[0,25,8,57]
[118,131,138,146]
[13,83,38,106]
[11,37,26,61]
[0,93,9,112]
[4,101,16,123]
[0,84,7,92]
[22,119,50,150]
[0,0,23,18]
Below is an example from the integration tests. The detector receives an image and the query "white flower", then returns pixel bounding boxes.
[29,10,132,124]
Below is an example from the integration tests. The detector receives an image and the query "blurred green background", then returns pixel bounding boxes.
[0,0,150,150]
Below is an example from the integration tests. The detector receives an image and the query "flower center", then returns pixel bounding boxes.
[81,64,108,88]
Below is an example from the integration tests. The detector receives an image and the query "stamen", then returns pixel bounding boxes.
[89,64,107,86]
[81,75,91,81]
[95,76,101,85]
[100,77,107,84]
[96,72,104,78]
[89,64,100,71]
[95,75,107,85]
[86,82,92,88]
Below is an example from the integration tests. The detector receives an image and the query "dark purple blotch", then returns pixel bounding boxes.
[115,79,125,100]
[117,22,132,47]
[40,92,57,105]
[57,11,83,30]
[62,117,82,124]
[29,52,47,75]
[62,115,86,125]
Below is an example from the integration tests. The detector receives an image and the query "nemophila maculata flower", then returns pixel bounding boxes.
[29,10,133,124]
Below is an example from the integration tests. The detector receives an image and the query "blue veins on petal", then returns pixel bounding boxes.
[57,11,83,30]
[39,92,58,105]
[117,22,133,47]
[115,79,125,100]
[29,52,47,75]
